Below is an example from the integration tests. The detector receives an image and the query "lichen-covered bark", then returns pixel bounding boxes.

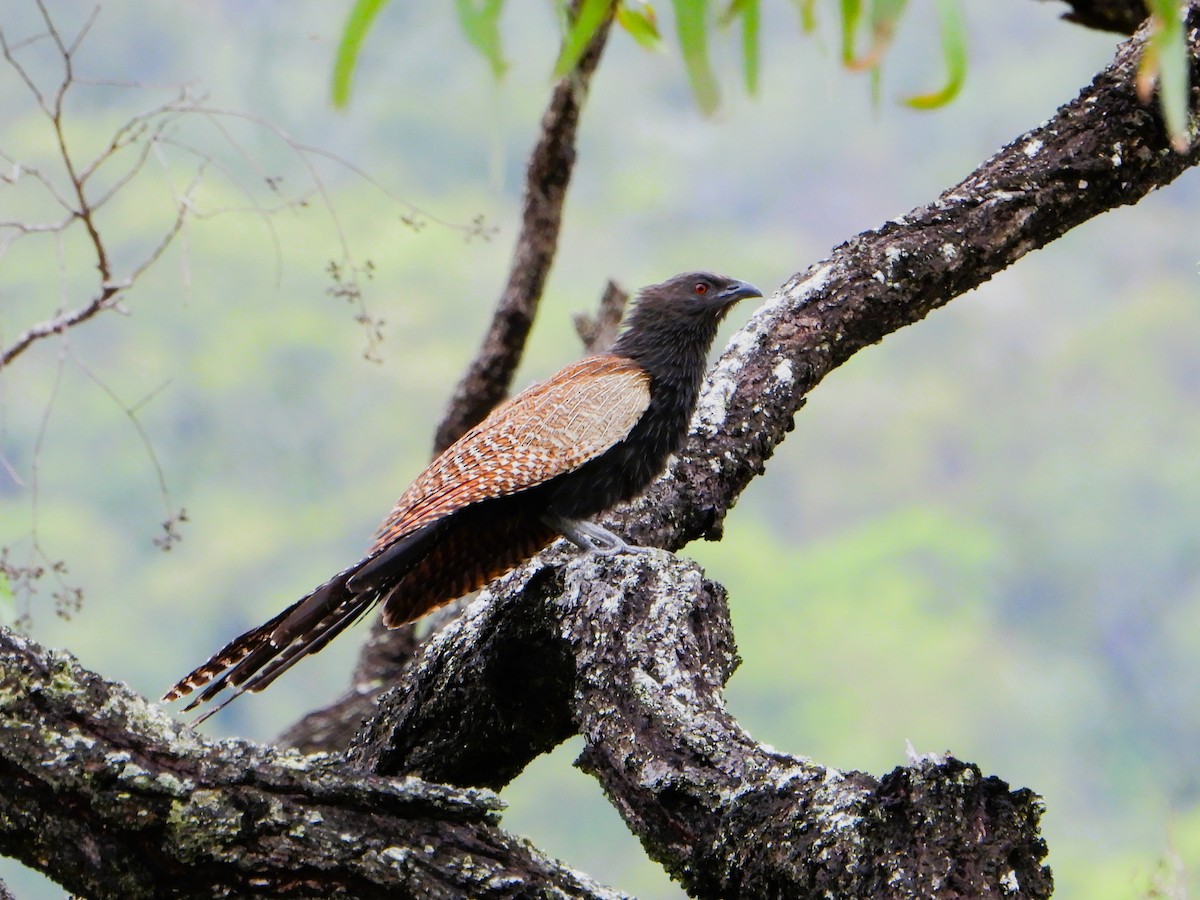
[0,628,625,899]
[353,548,1052,898]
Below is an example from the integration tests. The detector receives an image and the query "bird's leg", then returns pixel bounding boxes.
[542,513,655,557]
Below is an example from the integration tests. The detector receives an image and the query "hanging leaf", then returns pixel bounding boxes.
[846,0,907,71]
[839,0,862,65]
[795,0,817,32]
[673,0,720,114]
[331,0,391,108]
[1138,0,1191,152]
[904,0,966,109]
[555,0,615,76]
[616,2,664,51]
[721,0,761,94]
[456,0,508,79]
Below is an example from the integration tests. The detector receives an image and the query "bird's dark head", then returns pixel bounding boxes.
[611,272,763,371]
[633,272,763,323]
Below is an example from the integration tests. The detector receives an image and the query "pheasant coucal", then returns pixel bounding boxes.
[165,272,762,720]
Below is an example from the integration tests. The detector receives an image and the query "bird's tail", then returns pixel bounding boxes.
[163,521,450,723]
[161,568,377,725]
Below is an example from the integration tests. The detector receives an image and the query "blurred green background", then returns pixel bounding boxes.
[2,2,1198,897]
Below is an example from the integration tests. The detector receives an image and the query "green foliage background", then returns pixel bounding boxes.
[2,2,1199,897]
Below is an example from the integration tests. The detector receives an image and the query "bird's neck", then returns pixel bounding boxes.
[611,307,721,395]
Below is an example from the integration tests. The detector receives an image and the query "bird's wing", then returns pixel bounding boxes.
[372,355,651,550]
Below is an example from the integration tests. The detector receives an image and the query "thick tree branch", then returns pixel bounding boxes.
[351,548,1052,897]
[614,7,1200,554]
[432,4,615,454]
[0,627,626,899]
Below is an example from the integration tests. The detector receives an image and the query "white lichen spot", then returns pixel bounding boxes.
[771,358,793,385]
[884,245,905,263]
[1000,869,1020,893]
[940,244,958,261]
[273,749,312,771]
[871,271,886,285]
[694,372,735,434]
[992,190,1015,202]
[1111,143,1123,166]
[382,846,410,866]
[154,772,193,796]
[1078,180,1088,190]
[1022,138,1043,157]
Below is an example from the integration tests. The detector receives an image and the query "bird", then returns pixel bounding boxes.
[164,272,762,721]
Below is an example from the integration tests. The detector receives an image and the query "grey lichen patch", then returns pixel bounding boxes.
[272,748,315,771]
[166,789,245,862]
[44,651,89,701]
[153,770,195,797]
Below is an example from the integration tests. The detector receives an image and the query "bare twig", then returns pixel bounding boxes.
[574,280,629,354]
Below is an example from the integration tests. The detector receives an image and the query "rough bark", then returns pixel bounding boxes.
[0,628,626,899]
[351,548,1053,897]
[574,280,630,354]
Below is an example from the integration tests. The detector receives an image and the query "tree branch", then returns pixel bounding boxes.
[614,5,1200,555]
[0,627,626,899]
[431,3,615,454]
[350,547,1052,897]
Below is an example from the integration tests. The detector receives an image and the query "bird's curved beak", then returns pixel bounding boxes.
[718,279,763,305]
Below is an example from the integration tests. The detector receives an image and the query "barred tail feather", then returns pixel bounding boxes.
[161,567,377,724]
[162,521,447,721]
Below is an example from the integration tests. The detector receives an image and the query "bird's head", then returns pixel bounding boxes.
[637,272,763,321]
[611,272,763,365]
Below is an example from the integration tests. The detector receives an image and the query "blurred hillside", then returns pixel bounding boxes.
[2,2,1198,897]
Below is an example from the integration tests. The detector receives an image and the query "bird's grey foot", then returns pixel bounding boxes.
[543,514,654,556]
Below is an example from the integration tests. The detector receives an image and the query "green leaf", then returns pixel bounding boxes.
[796,0,817,32]
[839,0,862,64]
[904,0,966,109]
[845,0,906,71]
[672,0,720,115]
[867,0,907,60]
[455,0,508,79]
[554,0,613,77]
[616,2,663,51]
[1139,0,1190,152]
[721,0,761,95]
[331,0,391,108]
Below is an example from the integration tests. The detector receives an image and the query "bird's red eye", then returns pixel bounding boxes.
[694,282,708,295]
